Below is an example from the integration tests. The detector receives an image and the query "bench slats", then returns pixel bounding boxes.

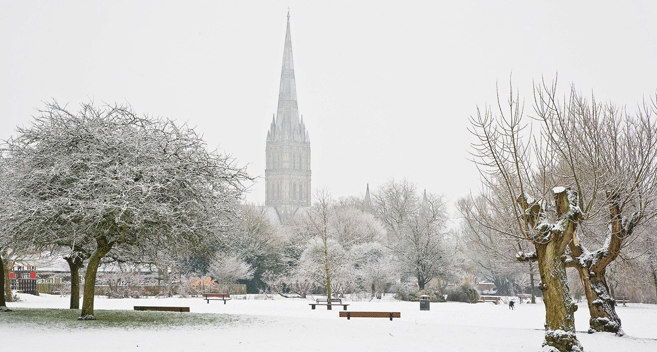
[134,306,190,312]
[202,293,231,304]
[339,311,400,321]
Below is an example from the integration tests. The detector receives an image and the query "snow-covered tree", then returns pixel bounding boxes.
[349,242,398,298]
[224,205,285,293]
[331,205,386,250]
[1,102,249,319]
[372,179,451,290]
[208,254,254,284]
[531,81,657,335]
[468,79,657,349]
[293,190,345,300]
[468,82,584,351]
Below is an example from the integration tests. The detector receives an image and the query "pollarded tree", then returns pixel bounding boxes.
[532,82,657,334]
[1,102,249,319]
[468,83,584,351]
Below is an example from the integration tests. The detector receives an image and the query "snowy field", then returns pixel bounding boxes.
[2,293,657,352]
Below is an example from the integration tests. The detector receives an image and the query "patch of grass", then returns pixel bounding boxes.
[0,308,244,330]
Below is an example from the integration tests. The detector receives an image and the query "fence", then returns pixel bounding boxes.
[11,278,38,295]
[35,283,247,296]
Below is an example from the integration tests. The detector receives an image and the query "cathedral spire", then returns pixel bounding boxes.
[363,184,373,213]
[265,12,312,223]
[275,11,300,139]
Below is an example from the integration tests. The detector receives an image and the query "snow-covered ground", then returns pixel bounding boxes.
[2,293,656,352]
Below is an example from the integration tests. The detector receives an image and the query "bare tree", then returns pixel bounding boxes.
[458,196,536,300]
[468,82,583,351]
[532,81,657,334]
[294,190,344,302]
[373,180,451,290]
[1,102,250,319]
[225,205,286,293]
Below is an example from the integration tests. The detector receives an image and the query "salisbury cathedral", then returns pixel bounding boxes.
[265,12,311,223]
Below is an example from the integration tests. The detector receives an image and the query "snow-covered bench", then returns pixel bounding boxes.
[134,306,190,312]
[309,298,349,310]
[478,296,501,304]
[202,293,231,304]
[339,311,400,321]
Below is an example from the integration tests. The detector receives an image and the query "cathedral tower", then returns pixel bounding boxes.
[265,12,311,221]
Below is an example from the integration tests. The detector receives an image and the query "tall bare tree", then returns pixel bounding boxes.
[458,196,537,301]
[468,82,584,351]
[532,81,657,334]
[295,190,342,303]
[372,180,451,290]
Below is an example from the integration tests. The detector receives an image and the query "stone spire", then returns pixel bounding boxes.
[267,11,309,144]
[265,12,312,223]
[363,184,373,213]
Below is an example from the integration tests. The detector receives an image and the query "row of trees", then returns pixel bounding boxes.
[462,79,657,351]
[0,102,251,318]
[211,180,455,302]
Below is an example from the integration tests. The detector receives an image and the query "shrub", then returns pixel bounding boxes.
[394,289,445,302]
[447,284,480,303]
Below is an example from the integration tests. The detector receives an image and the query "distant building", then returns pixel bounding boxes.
[476,281,496,294]
[265,12,311,223]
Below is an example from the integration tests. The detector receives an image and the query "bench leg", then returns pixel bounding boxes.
[343,305,347,310]
[347,312,351,320]
[224,299,227,305]
[206,299,209,304]
[311,305,315,310]
[327,304,332,311]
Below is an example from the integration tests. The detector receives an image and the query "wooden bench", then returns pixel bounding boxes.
[615,296,630,306]
[134,306,190,312]
[309,298,349,310]
[478,296,501,304]
[339,311,401,321]
[202,293,231,304]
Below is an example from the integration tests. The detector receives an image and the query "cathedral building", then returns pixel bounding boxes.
[265,12,311,222]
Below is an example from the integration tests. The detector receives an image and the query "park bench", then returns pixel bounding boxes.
[134,306,190,312]
[615,296,630,306]
[309,298,349,310]
[339,311,401,321]
[478,296,501,304]
[202,293,231,304]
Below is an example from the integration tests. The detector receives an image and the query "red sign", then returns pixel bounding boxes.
[9,272,14,279]
[30,272,36,279]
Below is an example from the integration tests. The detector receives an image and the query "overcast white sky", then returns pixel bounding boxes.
[2,1,657,215]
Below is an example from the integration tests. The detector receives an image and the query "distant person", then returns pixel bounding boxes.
[508,300,515,310]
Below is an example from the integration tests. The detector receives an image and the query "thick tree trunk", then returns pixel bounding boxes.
[536,242,582,352]
[574,265,622,334]
[0,253,8,310]
[567,198,633,335]
[65,256,84,309]
[80,237,112,319]
[519,188,583,351]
